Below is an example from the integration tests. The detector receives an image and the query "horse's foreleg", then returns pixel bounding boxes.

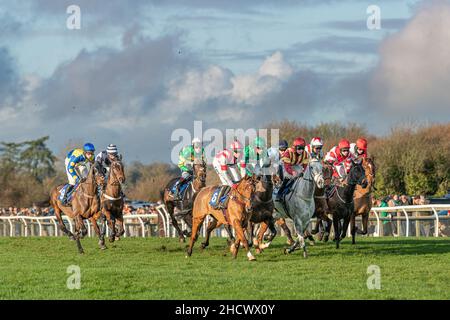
[115,215,125,240]
[167,204,185,243]
[201,218,218,249]
[256,222,269,253]
[332,214,340,249]
[103,209,116,243]
[91,215,106,250]
[74,215,85,254]
[224,224,235,246]
[232,220,255,261]
[359,212,369,235]
[350,214,356,245]
[186,216,205,257]
[278,219,294,245]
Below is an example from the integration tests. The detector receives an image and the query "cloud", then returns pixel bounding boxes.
[371,0,450,118]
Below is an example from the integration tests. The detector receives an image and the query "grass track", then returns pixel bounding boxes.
[0,237,449,299]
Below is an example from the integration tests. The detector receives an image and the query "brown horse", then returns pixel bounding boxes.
[311,162,334,242]
[186,176,257,261]
[350,157,376,244]
[162,162,206,242]
[100,158,126,244]
[49,164,105,253]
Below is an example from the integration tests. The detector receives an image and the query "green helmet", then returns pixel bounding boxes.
[253,137,266,149]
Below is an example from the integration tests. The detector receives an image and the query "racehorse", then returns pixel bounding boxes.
[273,159,325,257]
[246,174,276,254]
[49,164,105,253]
[311,163,333,242]
[350,157,376,244]
[186,175,257,261]
[327,161,368,249]
[162,162,206,242]
[99,158,126,245]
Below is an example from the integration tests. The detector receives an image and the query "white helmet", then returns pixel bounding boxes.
[192,137,202,146]
[310,137,323,147]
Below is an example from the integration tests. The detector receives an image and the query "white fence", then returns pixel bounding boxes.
[0,204,449,238]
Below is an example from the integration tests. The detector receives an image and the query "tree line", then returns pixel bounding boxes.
[0,122,448,207]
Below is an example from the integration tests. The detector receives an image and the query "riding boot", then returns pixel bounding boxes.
[63,185,74,205]
[276,179,289,201]
[215,185,230,209]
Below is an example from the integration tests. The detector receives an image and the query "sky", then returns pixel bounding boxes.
[1,0,450,164]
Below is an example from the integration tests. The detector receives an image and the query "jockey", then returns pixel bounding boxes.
[60,143,96,204]
[276,137,309,200]
[95,144,120,176]
[265,139,288,178]
[212,140,246,203]
[324,139,353,180]
[350,137,368,162]
[172,137,205,199]
[243,136,268,177]
[305,137,324,160]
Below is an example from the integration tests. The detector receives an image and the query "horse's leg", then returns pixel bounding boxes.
[350,214,357,245]
[103,209,116,243]
[341,214,351,241]
[232,219,255,261]
[115,213,125,240]
[167,202,185,243]
[186,215,205,257]
[358,212,369,235]
[256,222,269,253]
[332,214,340,249]
[201,217,217,249]
[278,218,294,245]
[74,215,85,254]
[246,221,255,248]
[323,214,332,242]
[90,214,106,250]
[182,211,193,237]
[224,224,235,246]
[54,206,75,240]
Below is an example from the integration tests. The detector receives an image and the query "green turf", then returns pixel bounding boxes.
[0,236,449,299]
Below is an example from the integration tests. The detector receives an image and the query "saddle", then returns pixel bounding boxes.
[209,185,231,210]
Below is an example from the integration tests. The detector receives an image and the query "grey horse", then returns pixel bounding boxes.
[273,159,324,258]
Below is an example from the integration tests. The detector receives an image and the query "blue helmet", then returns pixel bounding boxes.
[83,143,95,152]
[278,139,288,149]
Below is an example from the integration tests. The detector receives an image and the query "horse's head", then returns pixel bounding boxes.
[322,161,333,187]
[254,174,272,193]
[93,164,106,187]
[193,162,207,185]
[110,158,126,184]
[308,158,325,189]
[362,157,376,187]
[237,175,257,212]
[348,160,367,188]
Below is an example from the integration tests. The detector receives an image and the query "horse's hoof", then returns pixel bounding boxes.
[303,252,308,258]
[255,248,262,254]
[179,237,185,243]
[100,246,107,250]
[248,256,256,261]
[115,236,120,241]
[284,248,289,255]
[309,241,315,246]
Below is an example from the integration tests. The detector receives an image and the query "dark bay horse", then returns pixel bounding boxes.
[100,158,126,245]
[327,161,367,249]
[162,162,206,242]
[311,163,333,242]
[50,164,105,253]
[351,157,376,244]
[186,176,257,261]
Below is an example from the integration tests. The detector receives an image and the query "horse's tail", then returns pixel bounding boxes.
[36,198,51,208]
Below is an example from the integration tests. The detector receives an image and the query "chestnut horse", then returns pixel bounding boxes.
[162,162,206,242]
[99,158,126,245]
[350,157,376,244]
[186,176,257,261]
[49,164,105,253]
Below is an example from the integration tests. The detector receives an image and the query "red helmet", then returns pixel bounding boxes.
[229,140,243,150]
[338,139,350,150]
[293,137,306,147]
[356,138,368,150]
